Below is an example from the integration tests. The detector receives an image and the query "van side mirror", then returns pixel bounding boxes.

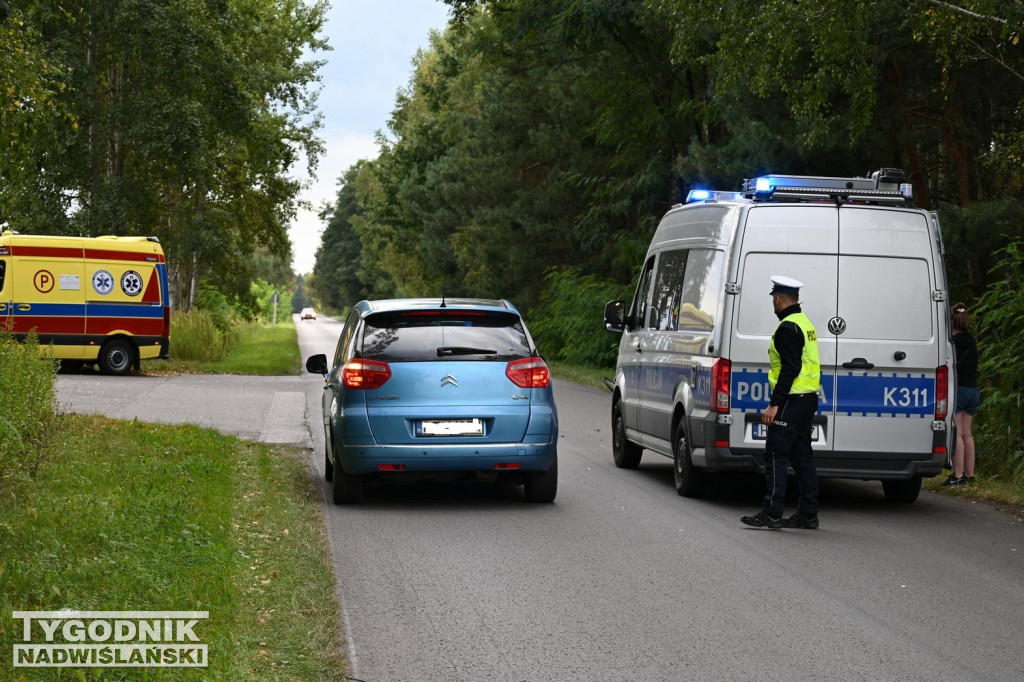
[305,353,329,376]
[604,300,627,333]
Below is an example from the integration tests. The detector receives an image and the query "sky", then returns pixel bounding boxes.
[287,0,452,275]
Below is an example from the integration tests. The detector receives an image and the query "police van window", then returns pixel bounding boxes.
[838,255,932,341]
[652,250,687,331]
[678,249,724,332]
[738,253,837,337]
[631,256,656,329]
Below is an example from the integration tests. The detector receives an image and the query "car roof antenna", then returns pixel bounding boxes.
[440,276,447,308]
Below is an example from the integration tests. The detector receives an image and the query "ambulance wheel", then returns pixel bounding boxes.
[882,477,922,503]
[98,339,135,376]
[673,420,706,498]
[612,399,642,469]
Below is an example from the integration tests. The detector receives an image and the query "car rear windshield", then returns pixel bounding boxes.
[361,311,532,362]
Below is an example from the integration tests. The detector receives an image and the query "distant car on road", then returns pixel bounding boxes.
[300,307,317,320]
[305,297,558,504]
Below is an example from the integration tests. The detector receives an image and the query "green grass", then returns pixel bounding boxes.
[0,414,346,680]
[153,322,300,376]
[548,361,614,391]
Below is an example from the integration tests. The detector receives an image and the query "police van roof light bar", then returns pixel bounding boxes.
[742,169,913,205]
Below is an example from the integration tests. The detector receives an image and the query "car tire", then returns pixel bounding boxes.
[332,464,362,504]
[98,339,134,376]
[524,457,557,503]
[612,400,642,469]
[324,427,335,482]
[673,419,706,498]
[882,477,921,503]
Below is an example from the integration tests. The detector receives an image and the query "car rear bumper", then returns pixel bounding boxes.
[336,441,557,474]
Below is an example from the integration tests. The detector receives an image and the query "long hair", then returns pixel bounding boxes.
[951,302,970,333]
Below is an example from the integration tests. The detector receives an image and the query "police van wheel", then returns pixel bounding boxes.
[612,400,642,469]
[98,339,135,376]
[882,477,922,504]
[673,421,706,498]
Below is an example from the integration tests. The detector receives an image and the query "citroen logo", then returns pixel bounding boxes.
[440,373,458,387]
[828,316,847,335]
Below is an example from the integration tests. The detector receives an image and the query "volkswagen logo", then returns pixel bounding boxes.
[828,316,847,335]
[440,374,458,387]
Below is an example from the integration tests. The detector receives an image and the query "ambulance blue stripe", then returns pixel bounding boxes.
[8,302,163,318]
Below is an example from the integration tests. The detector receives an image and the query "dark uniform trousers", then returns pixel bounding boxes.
[763,393,819,517]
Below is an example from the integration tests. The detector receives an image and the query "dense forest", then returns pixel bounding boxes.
[308,0,1024,482]
[0,0,326,309]
[3,1,1023,480]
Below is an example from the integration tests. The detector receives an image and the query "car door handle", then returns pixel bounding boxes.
[842,357,875,370]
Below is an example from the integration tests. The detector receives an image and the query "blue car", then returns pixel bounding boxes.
[305,298,558,504]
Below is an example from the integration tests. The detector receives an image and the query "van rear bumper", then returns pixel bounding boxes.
[704,446,944,480]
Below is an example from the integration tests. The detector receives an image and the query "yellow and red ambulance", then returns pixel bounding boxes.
[0,231,171,374]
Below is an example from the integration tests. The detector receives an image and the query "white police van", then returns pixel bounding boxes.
[603,169,953,503]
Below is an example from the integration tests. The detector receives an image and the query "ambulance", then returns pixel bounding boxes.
[0,231,171,374]
[603,169,954,503]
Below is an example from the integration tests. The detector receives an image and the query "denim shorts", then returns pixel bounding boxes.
[956,386,981,416]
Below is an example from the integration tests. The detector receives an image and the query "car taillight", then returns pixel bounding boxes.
[935,365,948,420]
[342,359,391,390]
[506,357,551,388]
[712,358,730,413]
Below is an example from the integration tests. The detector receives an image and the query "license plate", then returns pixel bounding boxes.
[416,418,483,436]
[751,423,820,442]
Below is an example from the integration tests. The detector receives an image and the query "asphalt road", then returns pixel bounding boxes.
[56,316,1024,682]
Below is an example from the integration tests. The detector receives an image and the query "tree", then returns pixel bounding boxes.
[1,0,329,309]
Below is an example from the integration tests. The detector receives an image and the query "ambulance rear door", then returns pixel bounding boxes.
[10,239,88,358]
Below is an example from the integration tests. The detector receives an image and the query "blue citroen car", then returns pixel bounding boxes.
[305,298,558,504]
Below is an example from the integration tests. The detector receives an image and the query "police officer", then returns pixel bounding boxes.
[741,276,821,530]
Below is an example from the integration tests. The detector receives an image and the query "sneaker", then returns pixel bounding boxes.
[783,512,819,529]
[740,511,783,529]
[963,476,976,485]
[941,475,965,486]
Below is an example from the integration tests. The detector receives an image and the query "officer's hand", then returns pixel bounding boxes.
[762,404,778,425]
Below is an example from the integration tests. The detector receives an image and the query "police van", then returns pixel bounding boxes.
[0,231,171,374]
[603,170,953,503]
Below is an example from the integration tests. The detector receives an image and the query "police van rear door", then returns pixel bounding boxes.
[831,206,940,465]
[731,205,839,456]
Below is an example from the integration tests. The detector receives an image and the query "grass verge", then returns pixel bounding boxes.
[152,322,301,376]
[0,414,346,680]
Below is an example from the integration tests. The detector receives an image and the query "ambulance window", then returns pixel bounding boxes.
[652,250,687,331]
[630,256,656,330]
[678,249,724,332]
[0,260,6,294]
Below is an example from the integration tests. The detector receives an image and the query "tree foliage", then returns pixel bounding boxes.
[1,0,328,309]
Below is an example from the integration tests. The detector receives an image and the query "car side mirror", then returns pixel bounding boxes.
[305,353,329,376]
[604,300,627,333]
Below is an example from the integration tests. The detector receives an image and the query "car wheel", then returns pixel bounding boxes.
[98,339,134,376]
[882,477,921,503]
[332,464,362,504]
[323,427,335,482]
[524,457,558,503]
[612,400,642,469]
[673,420,706,498]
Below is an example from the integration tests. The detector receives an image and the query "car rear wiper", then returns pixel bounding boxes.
[436,346,498,357]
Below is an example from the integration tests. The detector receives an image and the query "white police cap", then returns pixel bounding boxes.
[769,275,804,296]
